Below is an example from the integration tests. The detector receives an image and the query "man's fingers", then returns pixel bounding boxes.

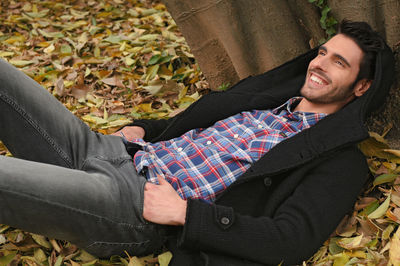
[156,175,167,185]
[144,182,157,190]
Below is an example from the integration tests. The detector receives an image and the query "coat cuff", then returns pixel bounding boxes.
[177,199,235,250]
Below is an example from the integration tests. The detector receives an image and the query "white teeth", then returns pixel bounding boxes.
[310,74,324,85]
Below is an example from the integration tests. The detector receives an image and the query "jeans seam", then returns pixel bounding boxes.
[0,186,147,230]
[0,93,73,167]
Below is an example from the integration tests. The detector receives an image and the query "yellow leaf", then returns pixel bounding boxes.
[333,252,350,266]
[44,43,55,54]
[369,132,388,144]
[368,194,391,219]
[390,226,400,265]
[94,46,100,57]
[346,250,366,259]
[128,256,144,266]
[125,56,135,66]
[384,149,400,157]
[9,59,35,67]
[337,235,364,250]
[81,115,108,126]
[158,251,173,266]
[0,51,14,57]
[120,41,127,51]
[84,67,91,77]
[383,224,395,240]
[138,103,153,113]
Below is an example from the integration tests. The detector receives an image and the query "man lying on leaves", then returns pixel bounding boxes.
[0,20,394,265]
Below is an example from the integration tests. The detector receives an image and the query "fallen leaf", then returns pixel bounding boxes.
[368,194,391,219]
[389,226,400,265]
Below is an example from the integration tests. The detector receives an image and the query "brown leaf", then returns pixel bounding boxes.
[101,76,125,88]
[336,214,357,237]
[56,77,65,96]
[355,197,377,211]
[356,217,379,237]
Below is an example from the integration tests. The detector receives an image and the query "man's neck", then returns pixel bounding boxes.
[294,98,345,114]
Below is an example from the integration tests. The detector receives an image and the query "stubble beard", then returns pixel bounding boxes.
[300,71,357,105]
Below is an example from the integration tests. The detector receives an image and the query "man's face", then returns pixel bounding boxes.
[300,34,364,105]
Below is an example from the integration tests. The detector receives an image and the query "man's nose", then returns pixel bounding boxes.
[311,57,327,71]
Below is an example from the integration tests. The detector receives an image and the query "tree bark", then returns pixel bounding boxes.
[163,0,324,88]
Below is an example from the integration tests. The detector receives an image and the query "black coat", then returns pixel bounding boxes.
[130,46,395,265]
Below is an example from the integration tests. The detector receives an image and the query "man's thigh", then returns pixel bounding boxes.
[0,58,102,169]
[0,154,165,258]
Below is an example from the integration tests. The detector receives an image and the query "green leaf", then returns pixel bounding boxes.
[368,194,391,219]
[359,200,379,216]
[104,35,122,44]
[60,44,72,55]
[373,174,399,186]
[0,252,17,266]
[148,54,162,65]
[145,64,160,81]
[320,6,330,29]
[31,234,52,249]
[25,9,49,18]
[34,248,47,262]
[329,237,345,255]
[54,256,64,266]
[138,34,159,42]
[38,29,64,38]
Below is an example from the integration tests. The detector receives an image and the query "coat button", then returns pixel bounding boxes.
[263,177,272,187]
[220,217,230,225]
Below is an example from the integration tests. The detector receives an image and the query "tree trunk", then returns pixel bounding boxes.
[163,0,325,88]
[163,0,400,144]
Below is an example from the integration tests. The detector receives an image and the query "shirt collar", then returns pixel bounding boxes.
[272,97,303,114]
[273,97,327,126]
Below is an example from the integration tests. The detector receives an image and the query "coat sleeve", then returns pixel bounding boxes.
[122,74,285,142]
[176,147,369,265]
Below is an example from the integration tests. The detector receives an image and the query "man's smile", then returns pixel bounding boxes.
[309,71,330,86]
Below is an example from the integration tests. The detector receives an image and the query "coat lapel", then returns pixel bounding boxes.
[238,102,369,181]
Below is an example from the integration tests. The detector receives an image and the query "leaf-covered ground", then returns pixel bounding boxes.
[0,0,400,265]
[0,0,208,265]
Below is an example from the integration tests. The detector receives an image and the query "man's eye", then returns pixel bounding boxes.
[335,60,344,66]
[318,51,326,56]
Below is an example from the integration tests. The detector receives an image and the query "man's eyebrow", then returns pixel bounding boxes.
[319,45,351,67]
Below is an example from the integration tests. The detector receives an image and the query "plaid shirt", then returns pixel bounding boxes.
[130,97,326,202]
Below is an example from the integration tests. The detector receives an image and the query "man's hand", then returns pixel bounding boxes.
[143,176,187,226]
[111,126,145,140]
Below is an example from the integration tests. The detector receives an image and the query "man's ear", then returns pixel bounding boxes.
[353,79,372,97]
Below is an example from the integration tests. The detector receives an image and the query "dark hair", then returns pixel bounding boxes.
[337,20,385,81]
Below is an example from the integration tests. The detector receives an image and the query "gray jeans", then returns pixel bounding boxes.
[0,59,165,257]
